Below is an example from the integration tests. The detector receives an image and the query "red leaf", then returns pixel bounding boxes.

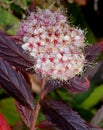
[41,98,88,130]
[84,42,103,62]
[37,120,60,130]
[63,76,90,93]
[0,30,35,73]
[0,113,11,130]
[0,57,35,109]
[15,101,34,128]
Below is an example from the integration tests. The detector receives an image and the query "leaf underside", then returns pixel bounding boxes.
[63,76,90,93]
[15,101,34,128]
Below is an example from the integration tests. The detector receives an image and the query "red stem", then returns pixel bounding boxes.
[30,102,40,130]
[30,77,47,130]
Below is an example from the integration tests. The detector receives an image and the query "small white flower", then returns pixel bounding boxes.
[41,41,45,46]
[30,52,36,57]
[75,36,81,40]
[45,59,51,64]
[34,29,38,35]
[40,34,47,40]
[57,53,62,59]
[62,55,68,61]
[36,64,41,69]
[37,59,42,64]
[64,35,70,41]
[23,36,28,42]
[22,43,28,50]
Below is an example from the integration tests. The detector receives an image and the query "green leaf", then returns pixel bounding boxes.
[0,7,20,35]
[0,98,20,126]
[80,85,103,109]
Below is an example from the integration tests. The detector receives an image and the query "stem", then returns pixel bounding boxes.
[30,102,40,130]
[30,77,47,130]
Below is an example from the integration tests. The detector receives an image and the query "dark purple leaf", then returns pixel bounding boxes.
[37,120,61,130]
[15,101,34,128]
[0,57,35,109]
[63,76,90,93]
[41,98,88,130]
[0,30,35,73]
[42,79,61,98]
[84,42,103,62]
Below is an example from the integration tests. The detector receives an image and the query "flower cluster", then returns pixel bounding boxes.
[18,9,86,80]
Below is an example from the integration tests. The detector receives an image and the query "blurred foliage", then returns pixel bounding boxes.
[0,98,20,126]
[0,7,20,34]
[0,88,4,95]
[0,0,103,129]
[80,84,103,110]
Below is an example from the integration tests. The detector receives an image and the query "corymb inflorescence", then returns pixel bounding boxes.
[18,9,86,80]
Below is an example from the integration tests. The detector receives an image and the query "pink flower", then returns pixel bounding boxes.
[18,9,86,81]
